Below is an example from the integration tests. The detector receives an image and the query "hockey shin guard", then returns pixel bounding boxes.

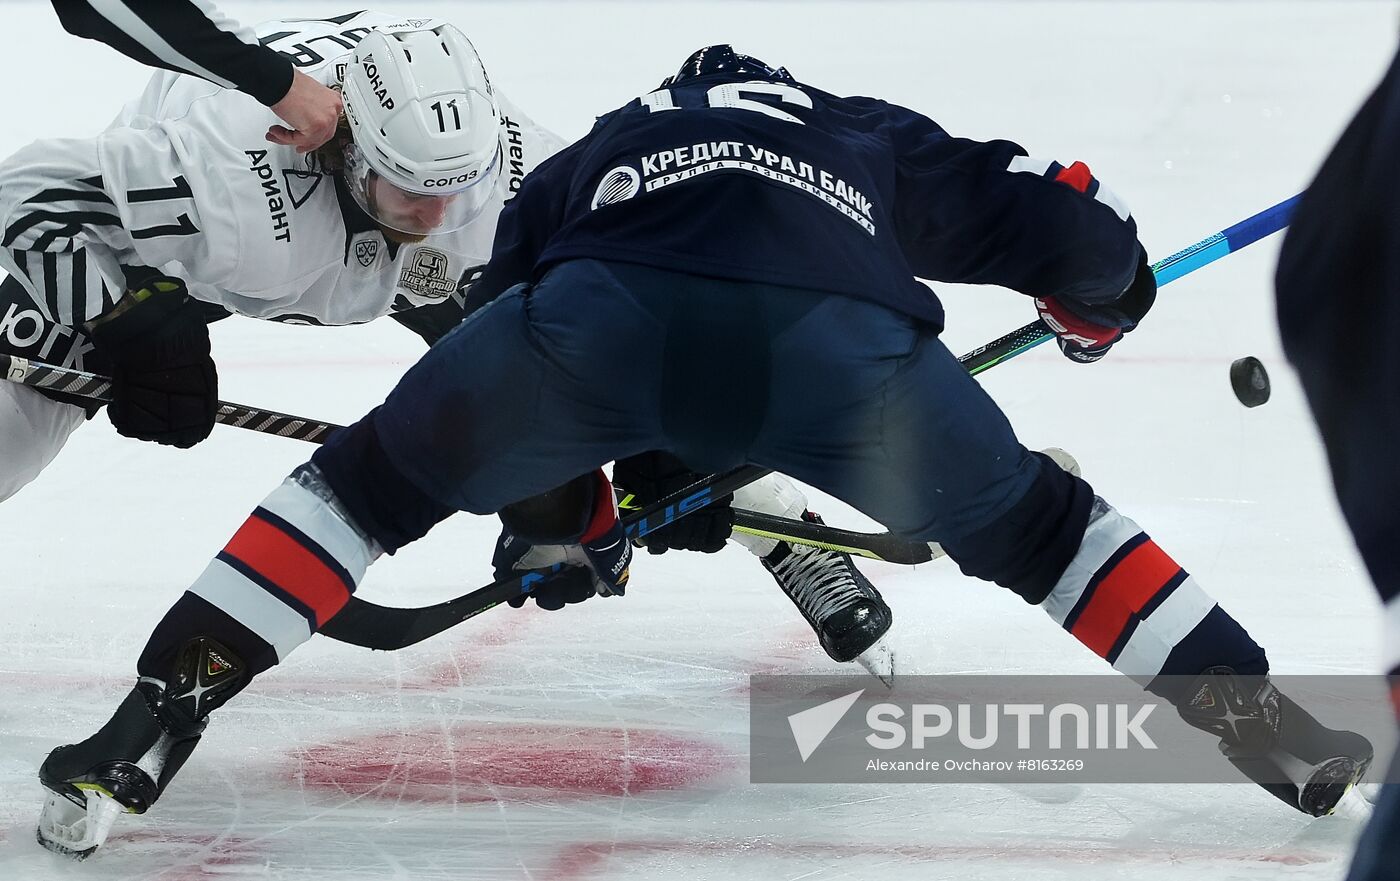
[1039,496,1267,698]
[140,463,381,680]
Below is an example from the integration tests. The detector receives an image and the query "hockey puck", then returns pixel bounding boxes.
[1229,356,1271,408]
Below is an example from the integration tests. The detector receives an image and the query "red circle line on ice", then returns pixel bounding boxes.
[289,723,735,803]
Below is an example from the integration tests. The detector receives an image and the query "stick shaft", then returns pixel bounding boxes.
[319,465,773,649]
[0,354,341,443]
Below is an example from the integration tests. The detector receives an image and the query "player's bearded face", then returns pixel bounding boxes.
[341,138,501,242]
[367,177,455,243]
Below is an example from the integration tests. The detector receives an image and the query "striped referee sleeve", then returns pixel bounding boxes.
[51,0,294,106]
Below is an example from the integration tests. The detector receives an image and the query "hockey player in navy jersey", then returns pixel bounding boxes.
[36,45,1374,856]
[0,16,893,680]
[1275,43,1400,881]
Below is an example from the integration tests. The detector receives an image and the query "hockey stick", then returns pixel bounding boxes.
[325,410,1082,651]
[957,194,1302,374]
[0,354,338,443]
[732,510,939,565]
[731,446,1084,564]
[319,465,773,648]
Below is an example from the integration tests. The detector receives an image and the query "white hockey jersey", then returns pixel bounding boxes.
[0,10,565,328]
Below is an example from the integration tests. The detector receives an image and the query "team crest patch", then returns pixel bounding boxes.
[355,239,379,267]
[399,247,456,299]
[591,166,641,209]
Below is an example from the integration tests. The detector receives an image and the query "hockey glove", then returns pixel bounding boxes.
[494,470,633,610]
[1035,250,1157,364]
[88,277,218,447]
[613,452,733,555]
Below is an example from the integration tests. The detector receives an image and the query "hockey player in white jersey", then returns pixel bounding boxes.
[0,14,895,686]
[0,11,556,457]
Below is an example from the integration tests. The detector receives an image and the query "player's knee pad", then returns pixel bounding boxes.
[310,413,454,554]
[940,450,1095,603]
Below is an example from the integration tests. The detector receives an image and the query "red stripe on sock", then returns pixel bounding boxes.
[1070,539,1182,659]
[1055,161,1094,194]
[223,514,351,625]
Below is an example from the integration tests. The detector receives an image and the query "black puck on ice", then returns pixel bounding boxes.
[1229,356,1271,407]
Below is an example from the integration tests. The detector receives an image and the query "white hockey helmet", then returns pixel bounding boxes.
[341,21,502,236]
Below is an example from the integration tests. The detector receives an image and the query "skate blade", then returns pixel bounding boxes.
[1297,752,1372,818]
[855,636,895,688]
[36,788,122,859]
[1330,786,1374,821]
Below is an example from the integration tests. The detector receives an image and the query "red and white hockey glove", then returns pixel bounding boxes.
[1034,296,1124,364]
[1035,253,1157,364]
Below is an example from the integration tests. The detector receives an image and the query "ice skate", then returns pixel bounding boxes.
[764,511,895,682]
[1178,666,1373,816]
[37,637,241,858]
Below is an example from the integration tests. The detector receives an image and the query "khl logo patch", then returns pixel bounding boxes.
[355,238,380,267]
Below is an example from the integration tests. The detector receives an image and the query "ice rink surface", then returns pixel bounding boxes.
[1,0,1398,878]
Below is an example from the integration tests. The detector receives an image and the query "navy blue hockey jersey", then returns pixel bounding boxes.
[474,68,1142,330]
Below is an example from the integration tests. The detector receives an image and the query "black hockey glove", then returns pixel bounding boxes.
[1035,249,1157,364]
[493,471,633,611]
[89,277,218,448]
[613,452,733,555]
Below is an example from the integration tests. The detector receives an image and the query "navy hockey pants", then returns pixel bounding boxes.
[347,258,1042,549]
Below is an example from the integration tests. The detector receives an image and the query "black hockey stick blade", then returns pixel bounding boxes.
[0,354,342,443]
[728,447,1080,563]
[319,465,773,649]
[731,509,936,565]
